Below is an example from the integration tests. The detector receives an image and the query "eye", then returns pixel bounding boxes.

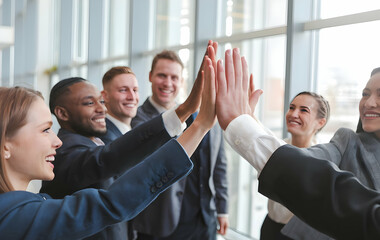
[301,109,309,113]
[43,128,51,133]
[119,88,127,93]
[289,106,294,110]
[82,101,94,106]
[99,100,105,105]
[362,92,370,97]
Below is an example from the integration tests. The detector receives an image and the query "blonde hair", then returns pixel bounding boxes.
[0,87,43,193]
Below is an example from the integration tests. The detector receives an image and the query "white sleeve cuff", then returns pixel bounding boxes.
[223,114,286,175]
[162,108,187,137]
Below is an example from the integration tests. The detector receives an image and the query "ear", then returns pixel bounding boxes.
[3,144,11,160]
[149,71,153,83]
[54,106,69,122]
[317,118,327,131]
[101,90,108,102]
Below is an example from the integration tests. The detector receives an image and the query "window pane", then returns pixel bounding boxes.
[108,0,130,57]
[320,0,380,19]
[73,0,89,62]
[316,21,380,142]
[218,0,287,37]
[153,0,195,49]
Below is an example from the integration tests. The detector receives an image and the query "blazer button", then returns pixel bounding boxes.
[161,176,168,183]
[150,186,157,193]
[155,181,163,188]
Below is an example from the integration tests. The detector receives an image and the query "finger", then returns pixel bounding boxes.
[233,48,242,90]
[249,73,254,95]
[225,49,234,93]
[213,41,218,56]
[207,45,216,63]
[216,59,226,96]
[249,89,263,113]
[241,56,249,96]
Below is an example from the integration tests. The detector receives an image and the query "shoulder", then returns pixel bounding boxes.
[132,98,159,127]
[57,129,95,150]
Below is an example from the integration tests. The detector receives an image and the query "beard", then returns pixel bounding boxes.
[70,121,106,138]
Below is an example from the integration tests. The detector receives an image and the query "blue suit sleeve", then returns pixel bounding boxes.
[0,140,193,240]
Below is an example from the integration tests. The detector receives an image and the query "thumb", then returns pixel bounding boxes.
[249,89,263,114]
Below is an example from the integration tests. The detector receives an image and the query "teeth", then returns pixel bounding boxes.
[161,90,171,93]
[124,104,135,107]
[365,114,380,117]
[94,118,105,123]
[46,156,54,162]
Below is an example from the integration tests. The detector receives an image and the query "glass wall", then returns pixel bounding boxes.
[1,0,380,239]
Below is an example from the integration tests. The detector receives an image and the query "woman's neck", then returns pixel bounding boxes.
[291,134,314,148]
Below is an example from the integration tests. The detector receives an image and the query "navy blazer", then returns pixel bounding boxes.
[259,144,380,240]
[131,98,228,237]
[100,117,123,144]
[0,140,193,240]
[40,115,172,239]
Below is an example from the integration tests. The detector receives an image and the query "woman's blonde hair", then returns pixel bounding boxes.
[0,87,43,193]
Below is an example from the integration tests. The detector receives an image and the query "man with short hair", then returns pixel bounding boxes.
[100,66,139,144]
[40,74,202,239]
[131,48,229,240]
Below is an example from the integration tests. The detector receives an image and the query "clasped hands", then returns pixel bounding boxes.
[195,42,263,131]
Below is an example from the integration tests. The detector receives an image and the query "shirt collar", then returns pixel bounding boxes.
[148,96,172,114]
[106,114,131,134]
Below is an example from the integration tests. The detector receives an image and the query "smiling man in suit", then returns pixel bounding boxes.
[100,66,139,144]
[131,48,229,240]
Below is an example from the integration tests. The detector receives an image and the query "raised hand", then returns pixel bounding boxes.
[176,40,218,122]
[194,56,217,130]
[215,48,262,130]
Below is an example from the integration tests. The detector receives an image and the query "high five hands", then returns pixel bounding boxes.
[201,47,263,131]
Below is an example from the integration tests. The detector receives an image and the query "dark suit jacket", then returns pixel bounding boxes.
[0,140,193,240]
[281,128,380,239]
[40,115,172,239]
[131,98,228,237]
[100,117,123,144]
[258,144,380,240]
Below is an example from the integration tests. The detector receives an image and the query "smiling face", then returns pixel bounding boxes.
[359,72,380,138]
[286,94,326,138]
[102,73,139,124]
[149,59,183,109]
[62,82,107,138]
[4,98,62,190]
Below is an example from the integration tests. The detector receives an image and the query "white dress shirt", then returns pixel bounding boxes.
[223,114,286,175]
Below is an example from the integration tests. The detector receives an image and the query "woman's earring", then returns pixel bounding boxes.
[4,152,10,159]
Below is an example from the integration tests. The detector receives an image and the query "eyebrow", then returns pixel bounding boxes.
[290,104,311,111]
[37,121,53,127]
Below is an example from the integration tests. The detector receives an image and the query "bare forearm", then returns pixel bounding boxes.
[177,120,209,157]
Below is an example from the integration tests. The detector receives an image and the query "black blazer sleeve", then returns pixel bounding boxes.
[258,144,380,240]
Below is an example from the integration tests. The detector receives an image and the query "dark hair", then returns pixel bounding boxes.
[150,50,184,73]
[0,87,43,193]
[49,77,87,115]
[102,66,135,87]
[356,67,380,133]
[292,91,330,132]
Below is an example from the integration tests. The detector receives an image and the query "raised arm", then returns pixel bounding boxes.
[0,140,192,240]
[175,40,218,123]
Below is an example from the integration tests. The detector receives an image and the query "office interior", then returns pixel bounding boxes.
[1,0,380,239]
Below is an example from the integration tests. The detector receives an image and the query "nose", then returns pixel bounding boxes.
[95,100,107,113]
[126,89,135,100]
[52,133,63,149]
[364,94,378,108]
